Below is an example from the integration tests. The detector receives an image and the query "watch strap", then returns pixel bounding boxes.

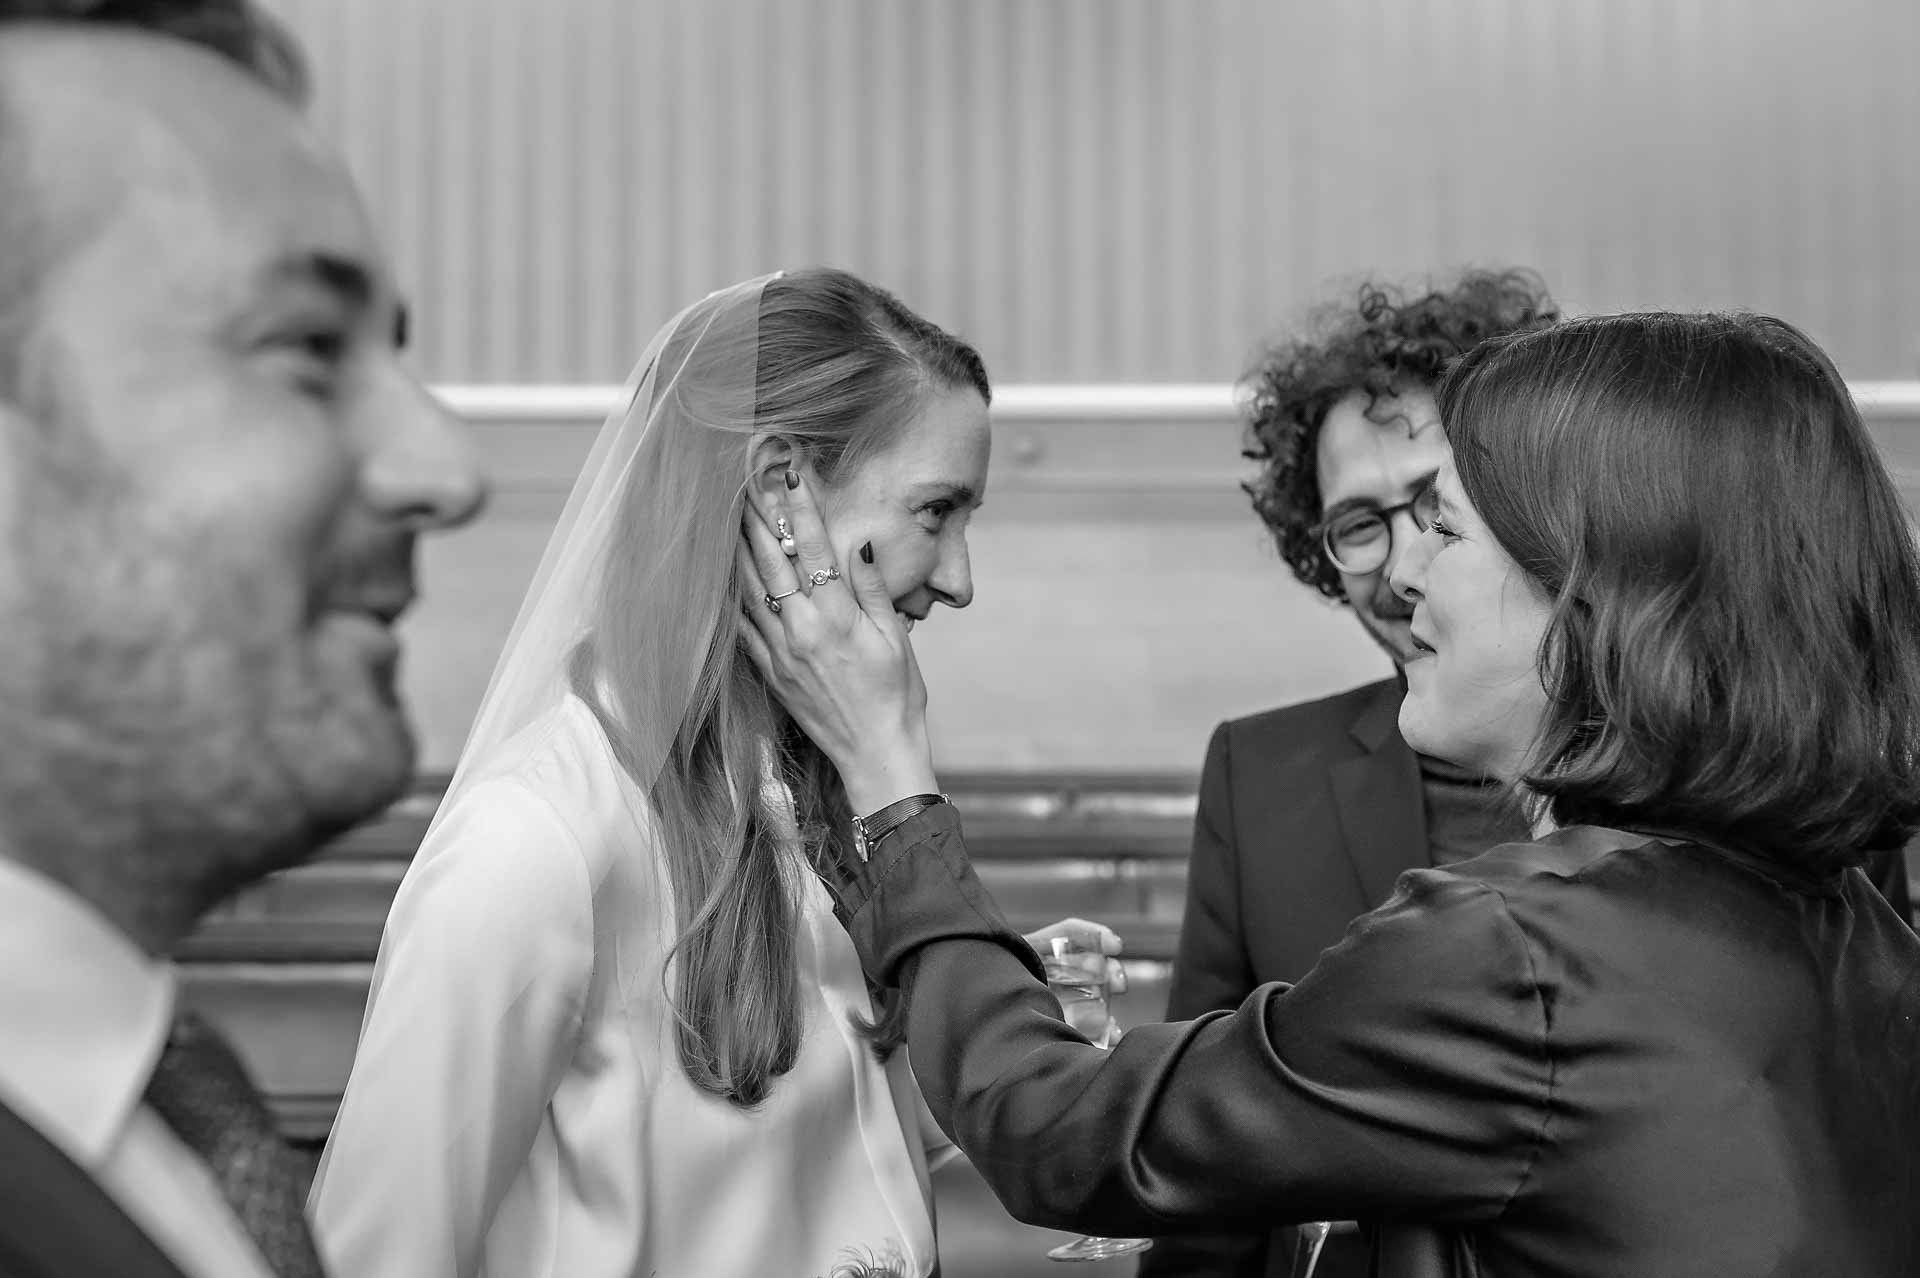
[853,792,949,861]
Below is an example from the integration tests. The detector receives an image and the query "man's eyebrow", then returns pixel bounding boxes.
[266,251,410,348]
[268,251,373,307]
[1319,495,1376,524]
[1321,474,1439,524]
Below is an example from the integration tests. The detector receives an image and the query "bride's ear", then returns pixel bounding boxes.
[745,433,798,526]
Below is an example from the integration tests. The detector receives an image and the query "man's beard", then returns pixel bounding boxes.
[5,505,418,924]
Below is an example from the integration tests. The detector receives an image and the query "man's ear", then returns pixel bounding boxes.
[744,434,797,526]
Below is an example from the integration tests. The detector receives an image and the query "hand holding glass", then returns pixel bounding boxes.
[1042,936,1151,1263]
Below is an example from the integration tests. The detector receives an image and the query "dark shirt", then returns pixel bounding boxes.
[1420,754,1523,867]
[843,806,1920,1278]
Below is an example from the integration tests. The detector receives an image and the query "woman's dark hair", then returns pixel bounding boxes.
[1439,311,1920,873]
[1242,269,1558,599]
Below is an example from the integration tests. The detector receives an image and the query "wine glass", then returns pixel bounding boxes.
[1041,936,1152,1264]
[1290,1219,1333,1278]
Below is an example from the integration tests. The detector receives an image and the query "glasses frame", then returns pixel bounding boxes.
[1317,487,1440,576]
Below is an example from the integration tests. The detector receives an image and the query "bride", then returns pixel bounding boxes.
[309,268,1104,1277]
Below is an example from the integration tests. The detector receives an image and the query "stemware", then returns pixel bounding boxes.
[1041,937,1152,1264]
[1290,1219,1333,1278]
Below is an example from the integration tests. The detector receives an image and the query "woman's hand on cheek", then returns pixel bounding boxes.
[736,470,940,814]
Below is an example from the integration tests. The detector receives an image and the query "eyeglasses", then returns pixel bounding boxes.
[1318,487,1441,576]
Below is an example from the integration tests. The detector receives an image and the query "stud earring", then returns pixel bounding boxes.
[776,516,797,556]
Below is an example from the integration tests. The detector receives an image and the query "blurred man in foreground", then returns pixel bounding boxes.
[0,4,483,1274]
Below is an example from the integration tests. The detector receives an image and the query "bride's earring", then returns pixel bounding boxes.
[776,516,797,556]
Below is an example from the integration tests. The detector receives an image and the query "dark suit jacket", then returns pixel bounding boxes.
[0,1099,189,1278]
[844,807,1920,1278]
[1147,676,1917,1277]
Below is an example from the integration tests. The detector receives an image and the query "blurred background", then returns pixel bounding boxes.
[218,3,1920,1272]
[256,0,1920,775]
[269,0,1917,385]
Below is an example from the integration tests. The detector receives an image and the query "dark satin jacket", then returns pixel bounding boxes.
[840,807,1920,1278]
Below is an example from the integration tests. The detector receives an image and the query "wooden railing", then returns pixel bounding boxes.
[176,772,1196,1142]
[174,765,1919,1278]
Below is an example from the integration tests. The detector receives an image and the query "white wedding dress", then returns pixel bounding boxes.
[310,693,947,1278]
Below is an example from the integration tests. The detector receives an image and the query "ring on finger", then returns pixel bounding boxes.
[764,588,801,613]
[807,567,841,588]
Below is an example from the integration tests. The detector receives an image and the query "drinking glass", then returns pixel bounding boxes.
[1290,1219,1333,1278]
[1042,937,1152,1263]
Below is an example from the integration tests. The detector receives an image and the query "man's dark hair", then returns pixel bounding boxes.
[0,1,307,396]
[0,0,306,99]
[1444,310,1920,873]
[1241,269,1559,600]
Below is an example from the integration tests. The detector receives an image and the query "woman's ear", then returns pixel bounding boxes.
[745,434,798,526]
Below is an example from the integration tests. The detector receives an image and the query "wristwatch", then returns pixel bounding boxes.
[852,792,950,861]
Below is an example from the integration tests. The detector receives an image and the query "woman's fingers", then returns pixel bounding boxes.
[779,469,854,613]
[736,536,787,645]
[1023,918,1125,959]
[735,611,777,681]
[844,539,900,630]
[743,502,800,600]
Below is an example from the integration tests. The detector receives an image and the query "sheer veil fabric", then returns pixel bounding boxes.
[315,271,945,1276]
[442,274,773,817]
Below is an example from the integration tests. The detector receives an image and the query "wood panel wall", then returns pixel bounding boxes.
[395,384,1920,773]
[261,0,1920,385]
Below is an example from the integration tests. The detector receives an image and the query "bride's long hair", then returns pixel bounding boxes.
[570,268,988,1107]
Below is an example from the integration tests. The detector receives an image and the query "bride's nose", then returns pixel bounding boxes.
[929,538,974,609]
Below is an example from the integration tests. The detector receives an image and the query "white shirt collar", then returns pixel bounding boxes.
[0,857,174,1164]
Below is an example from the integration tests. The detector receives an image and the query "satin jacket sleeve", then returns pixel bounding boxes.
[1143,722,1268,1277]
[839,804,1552,1239]
[310,777,596,1278]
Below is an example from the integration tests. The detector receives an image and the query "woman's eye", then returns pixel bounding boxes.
[1429,517,1458,541]
[919,500,955,525]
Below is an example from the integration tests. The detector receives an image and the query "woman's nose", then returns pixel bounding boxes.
[929,539,974,609]
[1378,507,1428,588]
[1388,524,1434,604]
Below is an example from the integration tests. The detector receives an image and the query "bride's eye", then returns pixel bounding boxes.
[917,500,955,529]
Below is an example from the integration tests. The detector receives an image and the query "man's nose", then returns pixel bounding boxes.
[360,372,489,531]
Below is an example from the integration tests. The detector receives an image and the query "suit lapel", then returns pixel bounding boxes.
[0,1097,190,1278]
[1329,677,1428,909]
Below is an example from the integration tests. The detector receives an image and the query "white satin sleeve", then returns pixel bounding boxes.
[308,776,596,1278]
